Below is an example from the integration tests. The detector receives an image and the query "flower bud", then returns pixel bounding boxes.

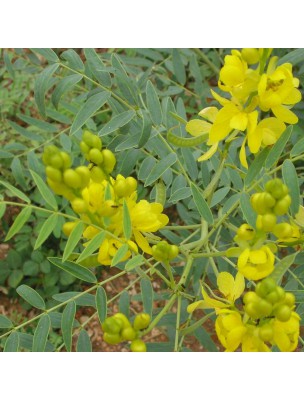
[60,151,72,169]
[90,166,107,183]
[75,166,91,188]
[133,313,151,330]
[273,223,293,238]
[236,224,255,241]
[50,154,64,169]
[260,213,277,232]
[89,148,104,165]
[241,48,260,64]
[274,304,292,322]
[62,221,77,236]
[46,166,62,183]
[103,332,121,345]
[63,169,82,189]
[112,313,132,329]
[121,327,137,341]
[273,195,291,216]
[102,149,116,173]
[130,339,147,352]
[71,198,87,214]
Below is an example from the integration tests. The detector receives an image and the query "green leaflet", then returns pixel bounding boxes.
[16,285,46,310]
[5,207,32,241]
[30,169,57,210]
[95,287,107,324]
[70,91,111,135]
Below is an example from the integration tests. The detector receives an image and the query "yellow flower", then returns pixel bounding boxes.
[215,310,247,351]
[81,181,108,214]
[97,238,138,266]
[187,271,245,313]
[185,107,219,162]
[129,200,169,254]
[272,312,300,351]
[247,117,286,154]
[258,61,301,124]
[237,245,275,280]
[218,50,260,101]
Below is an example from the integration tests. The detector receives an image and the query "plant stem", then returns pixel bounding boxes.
[174,295,182,352]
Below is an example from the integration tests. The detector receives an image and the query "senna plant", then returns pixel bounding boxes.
[1,48,304,352]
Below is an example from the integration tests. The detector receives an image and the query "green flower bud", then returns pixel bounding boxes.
[90,166,107,183]
[114,180,128,197]
[133,313,151,330]
[80,141,90,155]
[46,166,62,183]
[103,332,121,345]
[121,327,137,341]
[63,168,82,189]
[102,317,123,334]
[273,223,293,238]
[89,148,104,165]
[102,149,116,173]
[112,313,131,329]
[273,195,291,216]
[82,130,96,147]
[256,299,272,317]
[236,224,255,241]
[75,166,91,188]
[274,304,292,322]
[60,151,72,169]
[243,291,260,305]
[130,339,147,352]
[284,292,295,307]
[50,154,64,169]
[241,48,260,64]
[260,213,277,232]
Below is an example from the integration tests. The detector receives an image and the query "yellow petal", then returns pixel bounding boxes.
[226,326,247,351]
[133,230,152,254]
[197,142,218,162]
[238,248,250,268]
[186,119,212,136]
[239,138,248,169]
[198,106,218,123]
[283,87,302,105]
[211,89,230,106]
[249,249,267,264]
[201,288,228,309]
[217,272,235,299]
[209,104,238,143]
[230,112,248,131]
[187,300,205,313]
[232,272,245,301]
[272,105,298,124]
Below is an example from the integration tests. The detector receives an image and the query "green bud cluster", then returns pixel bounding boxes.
[152,241,179,262]
[243,277,295,323]
[113,175,137,198]
[80,130,116,181]
[101,312,151,352]
[43,145,92,200]
[250,178,291,233]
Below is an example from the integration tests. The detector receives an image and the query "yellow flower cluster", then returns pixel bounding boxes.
[44,132,169,266]
[187,272,300,352]
[226,179,301,280]
[186,49,301,168]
